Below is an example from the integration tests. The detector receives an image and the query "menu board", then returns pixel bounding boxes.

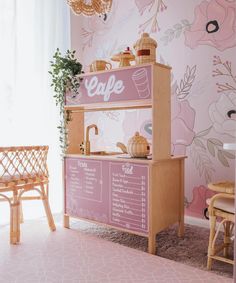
[109,162,148,233]
[65,158,149,234]
[66,159,102,201]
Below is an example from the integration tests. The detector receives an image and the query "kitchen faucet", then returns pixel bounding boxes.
[85,124,98,155]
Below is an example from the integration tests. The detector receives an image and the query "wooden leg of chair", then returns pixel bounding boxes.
[40,184,56,231]
[207,215,216,270]
[224,221,231,258]
[10,201,20,244]
[19,200,24,223]
[42,196,56,231]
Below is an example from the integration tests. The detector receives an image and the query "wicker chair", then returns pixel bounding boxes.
[0,146,56,244]
[207,181,235,270]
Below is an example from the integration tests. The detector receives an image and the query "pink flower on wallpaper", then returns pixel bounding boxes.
[184,0,236,51]
[186,185,215,218]
[135,0,154,15]
[171,95,196,155]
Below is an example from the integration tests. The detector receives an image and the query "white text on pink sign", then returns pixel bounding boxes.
[84,75,125,102]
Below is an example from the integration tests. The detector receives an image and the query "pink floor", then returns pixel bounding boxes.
[0,218,233,283]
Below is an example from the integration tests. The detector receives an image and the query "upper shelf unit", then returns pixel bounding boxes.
[64,62,171,112]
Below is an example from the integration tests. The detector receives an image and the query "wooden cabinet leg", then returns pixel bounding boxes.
[178,219,184,237]
[148,233,156,254]
[64,215,70,228]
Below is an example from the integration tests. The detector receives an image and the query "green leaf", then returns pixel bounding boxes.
[207,140,215,157]
[222,150,235,159]
[196,127,212,137]
[217,150,229,167]
[208,138,223,147]
[194,138,206,149]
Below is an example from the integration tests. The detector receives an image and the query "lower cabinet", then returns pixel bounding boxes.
[64,156,185,254]
[65,157,149,235]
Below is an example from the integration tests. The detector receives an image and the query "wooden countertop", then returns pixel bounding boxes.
[65,153,186,164]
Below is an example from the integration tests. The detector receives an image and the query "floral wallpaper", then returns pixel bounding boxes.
[70,0,236,219]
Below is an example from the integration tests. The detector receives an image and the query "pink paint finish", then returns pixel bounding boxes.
[66,65,152,105]
[109,162,148,233]
[65,157,149,234]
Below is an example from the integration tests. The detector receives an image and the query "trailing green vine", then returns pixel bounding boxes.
[49,48,83,156]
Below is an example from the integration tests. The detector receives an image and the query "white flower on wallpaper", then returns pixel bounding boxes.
[81,4,116,50]
[184,0,236,51]
[209,92,236,137]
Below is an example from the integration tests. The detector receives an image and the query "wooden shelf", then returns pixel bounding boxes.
[64,99,152,112]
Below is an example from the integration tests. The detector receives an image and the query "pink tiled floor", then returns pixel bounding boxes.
[0,218,233,283]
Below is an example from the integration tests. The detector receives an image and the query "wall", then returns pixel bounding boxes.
[70,0,236,218]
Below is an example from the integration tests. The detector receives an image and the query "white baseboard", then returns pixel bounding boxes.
[185,215,210,229]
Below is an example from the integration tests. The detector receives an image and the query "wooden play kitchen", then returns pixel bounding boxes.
[63,36,185,254]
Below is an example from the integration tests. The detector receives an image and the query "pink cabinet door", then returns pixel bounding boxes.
[65,158,149,234]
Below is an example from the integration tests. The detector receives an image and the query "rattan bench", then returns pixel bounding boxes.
[0,146,56,244]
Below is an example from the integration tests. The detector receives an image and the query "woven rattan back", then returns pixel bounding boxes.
[0,146,49,184]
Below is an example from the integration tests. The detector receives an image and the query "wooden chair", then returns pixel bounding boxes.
[0,146,56,244]
[207,181,235,270]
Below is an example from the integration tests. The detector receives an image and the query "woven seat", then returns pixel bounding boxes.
[0,146,56,244]
[207,181,235,270]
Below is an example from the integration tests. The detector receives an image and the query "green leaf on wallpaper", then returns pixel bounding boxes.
[194,138,206,149]
[204,170,212,184]
[196,127,212,138]
[160,36,169,46]
[217,150,229,167]
[207,140,215,157]
[223,150,235,159]
[174,24,182,30]
[181,19,191,27]
[208,138,223,146]
[165,29,174,35]
[175,29,182,38]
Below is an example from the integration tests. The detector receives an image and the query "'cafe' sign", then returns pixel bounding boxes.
[65,65,152,105]
[85,75,125,102]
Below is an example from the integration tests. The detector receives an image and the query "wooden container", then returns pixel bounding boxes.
[90,60,112,72]
[127,131,150,157]
[133,33,157,65]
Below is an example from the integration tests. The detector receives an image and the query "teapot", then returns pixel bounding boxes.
[116,132,150,158]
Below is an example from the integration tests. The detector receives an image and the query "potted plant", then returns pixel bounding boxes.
[49,48,83,156]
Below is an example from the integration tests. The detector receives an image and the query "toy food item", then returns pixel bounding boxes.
[111,47,135,67]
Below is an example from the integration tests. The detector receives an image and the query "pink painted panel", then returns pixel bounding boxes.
[65,65,152,105]
[109,162,149,233]
[65,157,149,234]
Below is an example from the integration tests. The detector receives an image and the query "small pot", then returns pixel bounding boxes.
[127,132,150,158]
